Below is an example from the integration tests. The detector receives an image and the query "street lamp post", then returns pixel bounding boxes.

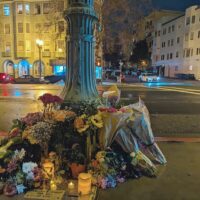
[36,39,44,78]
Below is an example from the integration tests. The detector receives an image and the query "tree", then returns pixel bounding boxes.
[130,39,150,63]
[102,0,153,62]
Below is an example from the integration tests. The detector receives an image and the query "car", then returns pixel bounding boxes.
[44,75,65,83]
[139,73,160,82]
[0,73,14,83]
[14,75,49,84]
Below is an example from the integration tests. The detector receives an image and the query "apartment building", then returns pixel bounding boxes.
[133,10,183,56]
[152,5,200,79]
[0,0,103,78]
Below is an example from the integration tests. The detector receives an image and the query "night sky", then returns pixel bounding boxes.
[153,0,200,11]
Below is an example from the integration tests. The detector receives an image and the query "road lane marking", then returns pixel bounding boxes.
[153,87,200,95]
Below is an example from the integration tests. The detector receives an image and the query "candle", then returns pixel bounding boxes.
[78,173,92,195]
[50,180,57,191]
[68,181,75,190]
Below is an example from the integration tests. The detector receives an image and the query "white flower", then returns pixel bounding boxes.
[22,162,37,174]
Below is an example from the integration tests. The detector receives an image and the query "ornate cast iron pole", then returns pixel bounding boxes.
[61,0,99,102]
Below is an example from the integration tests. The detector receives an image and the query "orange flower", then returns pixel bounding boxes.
[74,116,89,133]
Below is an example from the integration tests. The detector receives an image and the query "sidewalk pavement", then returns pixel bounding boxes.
[98,141,200,200]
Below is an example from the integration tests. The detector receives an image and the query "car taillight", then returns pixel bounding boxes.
[2,75,5,79]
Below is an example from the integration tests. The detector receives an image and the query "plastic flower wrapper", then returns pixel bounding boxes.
[130,151,157,177]
[125,97,167,164]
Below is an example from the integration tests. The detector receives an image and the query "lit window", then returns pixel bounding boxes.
[18,23,23,33]
[18,41,24,51]
[5,42,11,52]
[5,24,10,34]
[57,40,64,50]
[58,21,64,32]
[25,4,30,15]
[4,5,10,16]
[43,3,50,14]
[35,4,41,14]
[26,23,30,33]
[17,4,23,14]
[26,40,31,51]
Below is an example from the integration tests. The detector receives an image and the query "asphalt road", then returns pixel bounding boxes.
[1,79,200,134]
[0,79,200,115]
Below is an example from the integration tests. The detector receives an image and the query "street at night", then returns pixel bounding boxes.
[1,79,200,135]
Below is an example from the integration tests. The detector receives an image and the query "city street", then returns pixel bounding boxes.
[1,79,200,135]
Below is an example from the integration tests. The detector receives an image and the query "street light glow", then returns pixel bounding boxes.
[36,39,44,47]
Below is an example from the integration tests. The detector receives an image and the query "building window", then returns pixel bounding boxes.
[44,40,50,51]
[161,55,165,60]
[57,1,64,12]
[186,49,190,57]
[171,39,174,46]
[168,26,171,33]
[5,24,10,34]
[4,5,10,16]
[158,31,160,36]
[26,23,30,33]
[176,51,179,58]
[185,33,189,41]
[26,40,31,51]
[44,23,50,33]
[196,48,200,55]
[17,4,23,14]
[18,23,23,33]
[163,28,166,35]
[177,37,180,43]
[168,40,170,47]
[198,31,200,38]
[58,21,64,32]
[172,25,175,32]
[167,53,169,60]
[192,15,195,24]
[35,4,41,15]
[190,32,194,40]
[5,42,11,52]
[175,66,178,71]
[18,41,24,51]
[25,4,30,15]
[155,31,157,37]
[43,3,50,14]
[35,23,41,33]
[186,17,190,25]
[57,40,64,51]
[191,48,193,56]
[170,53,173,59]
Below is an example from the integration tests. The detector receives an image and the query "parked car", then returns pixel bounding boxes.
[44,75,65,83]
[0,73,14,83]
[14,75,49,84]
[139,73,160,82]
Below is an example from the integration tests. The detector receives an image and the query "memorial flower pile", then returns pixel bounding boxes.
[0,92,166,197]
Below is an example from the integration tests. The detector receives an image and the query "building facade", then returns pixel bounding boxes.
[0,0,103,78]
[152,5,200,80]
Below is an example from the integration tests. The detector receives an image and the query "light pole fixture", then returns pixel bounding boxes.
[36,39,44,78]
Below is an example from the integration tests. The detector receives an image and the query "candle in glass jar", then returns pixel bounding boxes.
[68,181,75,190]
[78,173,92,195]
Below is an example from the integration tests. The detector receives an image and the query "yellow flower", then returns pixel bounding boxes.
[90,112,103,128]
[74,116,89,133]
[22,129,37,144]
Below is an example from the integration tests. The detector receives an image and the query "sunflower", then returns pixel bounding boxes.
[90,112,103,128]
[74,115,89,133]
